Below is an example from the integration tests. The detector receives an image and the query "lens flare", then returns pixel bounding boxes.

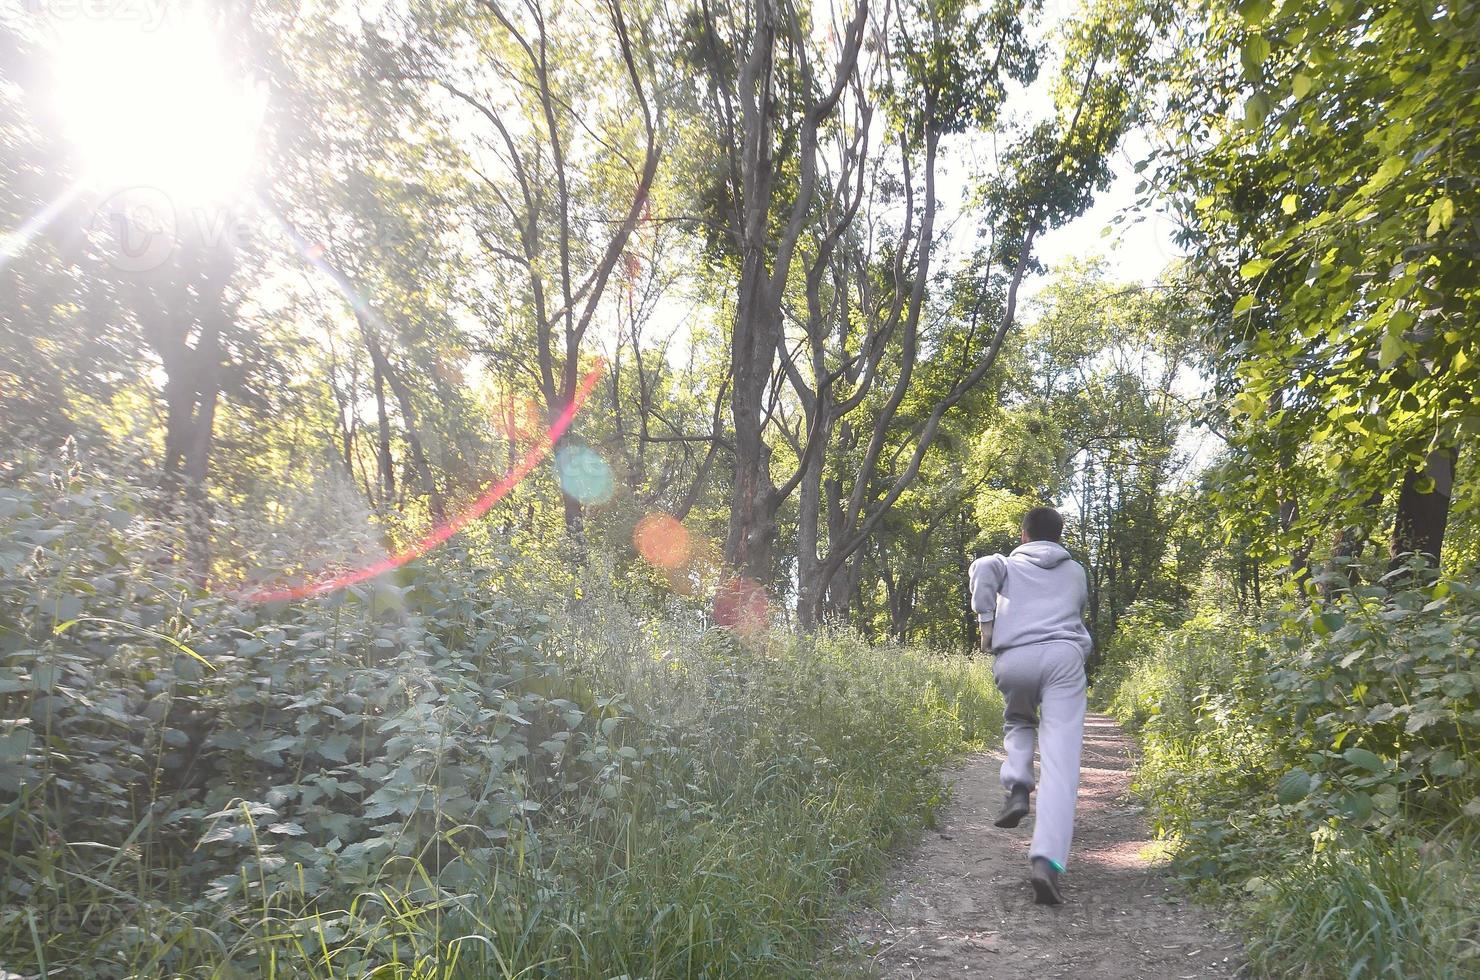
[247,361,604,602]
[556,445,614,505]
[53,13,264,203]
[634,512,690,569]
[713,576,770,634]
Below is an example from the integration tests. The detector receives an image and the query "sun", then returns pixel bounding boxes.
[51,14,264,205]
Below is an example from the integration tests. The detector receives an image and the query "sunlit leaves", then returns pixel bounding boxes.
[1425,197,1455,237]
[1161,0,1479,560]
[886,0,1041,141]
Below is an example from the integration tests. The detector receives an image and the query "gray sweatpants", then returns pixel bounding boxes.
[992,639,1087,870]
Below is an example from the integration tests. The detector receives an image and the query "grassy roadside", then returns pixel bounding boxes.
[1,462,1002,977]
[1091,583,1479,979]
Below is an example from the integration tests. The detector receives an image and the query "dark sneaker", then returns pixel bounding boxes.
[1030,856,1064,905]
[993,785,1030,828]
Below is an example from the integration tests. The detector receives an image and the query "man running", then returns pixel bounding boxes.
[969,506,1092,905]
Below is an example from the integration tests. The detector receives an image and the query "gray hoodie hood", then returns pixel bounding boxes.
[1011,540,1073,569]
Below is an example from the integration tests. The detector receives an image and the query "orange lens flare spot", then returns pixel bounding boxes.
[634,512,690,569]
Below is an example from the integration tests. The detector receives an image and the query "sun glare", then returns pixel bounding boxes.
[52,15,263,204]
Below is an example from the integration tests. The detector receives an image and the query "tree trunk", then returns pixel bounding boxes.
[795,442,824,628]
[1390,446,1459,569]
[373,358,395,506]
[359,316,446,523]
[1320,488,1383,596]
[715,0,867,588]
[135,237,231,583]
[154,274,197,495]
[724,297,780,582]
[181,310,224,582]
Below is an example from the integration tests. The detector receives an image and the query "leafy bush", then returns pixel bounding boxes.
[1267,565,1480,831]
[1094,565,1479,976]
[0,458,1001,977]
[1097,610,1295,880]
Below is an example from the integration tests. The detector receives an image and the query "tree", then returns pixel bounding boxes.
[1158,0,1479,572]
[398,0,665,536]
[679,0,872,585]
[683,0,1169,620]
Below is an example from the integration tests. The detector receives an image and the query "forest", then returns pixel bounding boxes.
[0,0,1475,976]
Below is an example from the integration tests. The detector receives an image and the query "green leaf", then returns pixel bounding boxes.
[1237,0,1273,25]
[1426,197,1455,236]
[1337,791,1373,822]
[1361,156,1405,196]
[1242,92,1272,127]
[1233,294,1256,315]
[1241,36,1271,75]
[1430,751,1466,778]
[1292,72,1313,100]
[1281,194,1298,215]
[318,735,352,763]
[1379,328,1406,368]
[1240,258,1273,279]
[1276,768,1312,804]
[199,825,243,845]
[1405,708,1447,734]
[1342,747,1384,772]
[0,729,34,763]
[1233,391,1264,418]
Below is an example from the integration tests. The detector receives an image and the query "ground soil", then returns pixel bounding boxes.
[842,714,1245,978]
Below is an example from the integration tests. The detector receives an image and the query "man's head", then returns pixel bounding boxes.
[1020,506,1064,544]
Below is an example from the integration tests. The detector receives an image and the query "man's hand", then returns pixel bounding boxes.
[979,622,994,654]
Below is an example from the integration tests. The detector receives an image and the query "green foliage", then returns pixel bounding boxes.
[1266,564,1480,831]
[1160,0,1479,553]
[1243,831,1479,980]
[885,0,1040,142]
[1095,569,1480,976]
[956,264,1198,649]
[0,458,1001,977]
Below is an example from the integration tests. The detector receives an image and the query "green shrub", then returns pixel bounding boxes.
[1096,611,1296,882]
[1266,566,1480,832]
[1095,565,1479,977]
[0,459,1001,977]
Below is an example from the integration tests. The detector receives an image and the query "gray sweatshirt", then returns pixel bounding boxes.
[969,541,1092,657]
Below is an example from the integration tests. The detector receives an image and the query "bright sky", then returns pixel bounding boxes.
[971,0,1185,300]
[1028,132,1184,294]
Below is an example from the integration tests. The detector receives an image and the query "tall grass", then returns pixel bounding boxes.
[1,459,1002,977]
[1244,831,1479,979]
[85,633,999,979]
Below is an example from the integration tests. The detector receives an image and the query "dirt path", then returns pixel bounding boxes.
[844,714,1244,978]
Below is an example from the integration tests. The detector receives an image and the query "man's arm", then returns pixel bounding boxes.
[969,556,1005,652]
